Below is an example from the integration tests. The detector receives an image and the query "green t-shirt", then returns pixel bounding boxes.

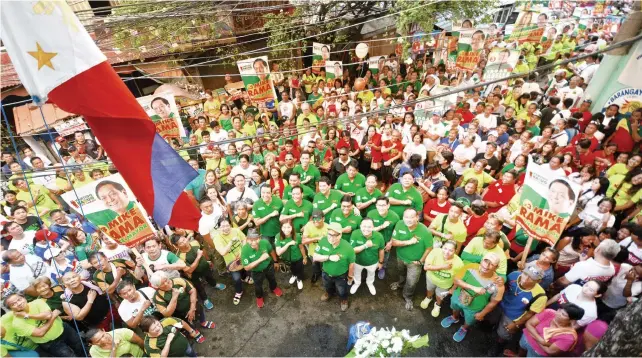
[354,187,383,217]
[241,239,273,272]
[312,190,344,222]
[293,164,321,192]
[314,237,356,276]
[452,263,501,312]
[425,248,464,289]
[211,228,246,267]
[251,196,284,237]
[144,317,190,358]
[225,155,239,167]
[175,241,209,275]
[350,230,385,266]
[0,314,38,356]
[90,328,144,358]
[12,299,64,344]
[275,233,303,263]
[93,259,140,292]
[220,118,233,131]
[328,208,363,241]
[335,173,366,195]
[385,183,424,218]
[283,184,315,202]
[74,233,101,261]
[280,199,313,232]
[428,214,468,243]
[153,278,194,316]
[367,209,400,243]
[307,93,323,107]
[606,163,629,178]
[392,221,433,263]
[461,236,508,275]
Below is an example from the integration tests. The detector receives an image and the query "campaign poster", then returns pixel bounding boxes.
[455,29,485,71]
[236,56,277,107]
[137,93,186,140]
[505,11,545,44]
[484,47,520,81]
[62,174,155,247]
[603,88,642,119]
[516,162,580,245]
[325,61,343,80]
[368,55,386,75]
[452,19,474,33]
[312,42,331,74]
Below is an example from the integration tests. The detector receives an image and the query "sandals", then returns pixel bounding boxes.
[193,330,206,343]
[233,292,243,305]
[200,321,216,329]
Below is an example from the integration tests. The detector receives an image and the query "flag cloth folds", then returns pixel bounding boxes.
[0,1,200,229]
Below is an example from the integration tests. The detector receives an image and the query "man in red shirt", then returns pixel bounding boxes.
[594,142,617,174]
[455,102,474,124]
[336,130,360,156]
[559,139,596,172]
[569,122,599,152]
[381,130,404,186]
[463,200,489,245]
[482,170,517,213]
[278,139,301,164]
[605,108,642,153]
[571,100,593,132]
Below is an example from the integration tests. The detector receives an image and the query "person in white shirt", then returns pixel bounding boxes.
[475,104,498,135]
[555,239,620,289]
[557,76,584,108]
[225,174,259,207]
[30,157,59,192]
[300,126,322,150]
[578,53,599,84]
[116,280,158,329]
[551,98,575,127]
[544,70,568,98]
[537,155,567,178]
[384,55,399,76]
[451,136,477,176]
[549,281,603,328]
[209,122,229,152]
[229,154,258,183]
[521,73,542,95]
[2,221,36,255]
[601,264,642,311]
[279,91,296,119]
[1,250,46,291]
[422,114,447,153]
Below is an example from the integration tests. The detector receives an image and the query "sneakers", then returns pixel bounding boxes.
[377,268,386,280]
[272,287,283,297]
[297,279,303,290]
[289,275,297,284]
[453,326,468,342]
[256,297,264,308]
[431,303,441,318]
[203,299,214,310]
[441,316,460,328]
[366,283,376,295]
[420,297,432,310]
[350,283,361,294]
[340,300,349,312]
[404,299,413,311]
[248,277,254,285]
[320,292,330,301]
[214,283,226,290]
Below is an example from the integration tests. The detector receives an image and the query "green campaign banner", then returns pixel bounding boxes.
[237,56,277,107]
[455,29,485,71]
[312,42,330,74]
[484,47,519,81]
[505,11,546,44]
[325,60,343,80]
[368,55,386,75]
[516,161,580,245]
[137,93,186,140]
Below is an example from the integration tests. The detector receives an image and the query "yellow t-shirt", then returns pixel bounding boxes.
[429,214,467,243]
[302,221,328,258]
[460,168,494,193]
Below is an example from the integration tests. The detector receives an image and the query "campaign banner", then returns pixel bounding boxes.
[224,81,246,101]
[484,47,520,81]
[368,55,386,75]
[137,93,186,140]
[603,88,642,119]
[516,161,580,245]
[54,117,89,138]
[505,11,546,44]
[312,42,331,74]
[455,29,485,71]
[237,56,277,107]
[326,61,343,80]
[62,174,155,247]
[452,19,474,33]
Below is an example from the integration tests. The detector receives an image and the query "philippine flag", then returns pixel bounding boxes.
[1,1,201,229]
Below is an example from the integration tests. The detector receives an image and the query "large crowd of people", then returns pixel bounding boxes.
[1,17,641,358]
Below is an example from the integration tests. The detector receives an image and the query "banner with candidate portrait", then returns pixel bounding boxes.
[325,60,343,80]
[368,55,386,75]
[137,93,186,140]
[455,29,485,71]
[237,56,277,107]
[484,47,520,81]
[505,11,546,44]
[312,42,331,74]
[516,161,581,245]
[61,173,156,247]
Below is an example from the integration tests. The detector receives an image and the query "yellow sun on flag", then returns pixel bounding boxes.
[27,42,58,70]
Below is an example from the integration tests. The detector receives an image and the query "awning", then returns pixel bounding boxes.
[13,103,76,135]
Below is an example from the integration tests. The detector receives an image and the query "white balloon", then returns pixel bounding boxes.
[355,43,369,59]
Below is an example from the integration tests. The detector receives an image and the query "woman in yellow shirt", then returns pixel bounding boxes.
[203,89,221,118]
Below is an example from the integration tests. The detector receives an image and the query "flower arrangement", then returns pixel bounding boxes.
[346,323,429,358]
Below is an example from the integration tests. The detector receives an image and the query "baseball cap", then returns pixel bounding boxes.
[523,265,544,281]
[55,136,67,143]
[488,130,499,137]
[43,247,62,260]
[311,210,324,220]
[67,145,78,152]
[533,110,542,117]
[35,229,59,242]
[327,222,343,234]
[247,228,260,238]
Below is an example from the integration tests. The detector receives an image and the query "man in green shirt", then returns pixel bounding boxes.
[302,210,329,283]
[241,229,283,308]
[313,222,356,312]
[313,177,344,222]
[1,314,38,357]
[87,327,145,358]
[252,186,284,245]
[355,174,383,217]
[140,316,197,357]
[385,172,424,218]
[390,208,433,311]
[368,196,400,279]
[293,152,321,192]
[150,272,214,329]
[282,173,315,202]
[328,196,363,241]
[349,218,385,295]
[280,186,313,233]
[335,164,366,197]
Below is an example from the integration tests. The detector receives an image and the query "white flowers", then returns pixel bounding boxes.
[352,326,427,358]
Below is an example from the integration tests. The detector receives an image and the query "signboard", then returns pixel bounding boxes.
[325,61,343,80]
[603,88,642,119]
[368,56,386,75]
[484,47,520,81]
[516,161,580,245]
[505,11,546,44]
[312,42,331,74]
[137,93,186,140]
[62,174,155,247]
[236,56,277,107]
[455,29,485,71]
[54,117,89,137]
[224,81,246,101]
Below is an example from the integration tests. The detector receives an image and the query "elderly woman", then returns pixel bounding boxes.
[60,271,113,331]
[519,303,584,357]
[212,218,250,305]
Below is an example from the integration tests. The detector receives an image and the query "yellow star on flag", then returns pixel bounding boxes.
[27,42,58,70]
